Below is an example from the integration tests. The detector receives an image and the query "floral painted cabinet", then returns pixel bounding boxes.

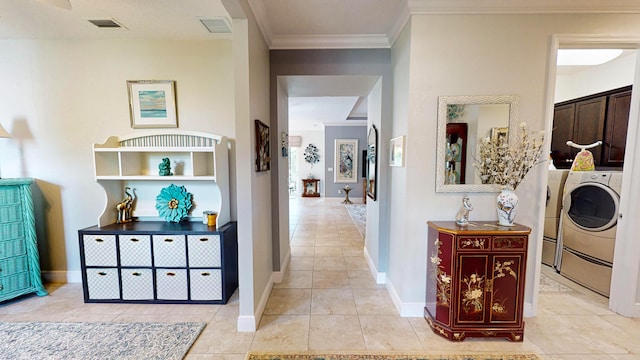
[425,221,530,342]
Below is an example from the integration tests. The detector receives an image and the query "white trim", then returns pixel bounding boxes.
[323,121,367,127]
[363,247,386,284]
[272,250,290,283]
[238,272,274,332]
[42,270,82,284]
[547,34,640,318]
[237,316,257,332]
[269,35,391,50]
[407,0,640,14]
[246,0,273,48]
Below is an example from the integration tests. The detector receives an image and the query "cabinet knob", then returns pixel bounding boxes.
[97,272,107,276]
[130,238,139,242]
[166,272,176,277]
[95,238,104,243]
[132,272,142,276]
[201,272,210,276]
[199,238,208,242]
[164,238,173,243]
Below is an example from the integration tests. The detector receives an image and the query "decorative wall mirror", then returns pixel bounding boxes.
[367,124,378,200]
[435,95,519,193]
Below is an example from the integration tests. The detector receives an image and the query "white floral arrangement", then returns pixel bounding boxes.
[474,122,545,190]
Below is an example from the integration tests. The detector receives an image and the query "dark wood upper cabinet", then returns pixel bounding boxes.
[551,86,631,169]
[603,89,632,167]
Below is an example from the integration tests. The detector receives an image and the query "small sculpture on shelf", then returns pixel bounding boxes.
[158,157,173,176]
[116,187,135,224]
[455,195,473,226]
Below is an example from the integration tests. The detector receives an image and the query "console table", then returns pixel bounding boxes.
[302,179,320,197]
[425,221,530,342]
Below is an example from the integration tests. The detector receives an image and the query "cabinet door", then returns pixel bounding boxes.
[456,254,490,325]
[603,90,631,167]
[489,254,524,324]
[573,96,606,166]
[551,103,575,169]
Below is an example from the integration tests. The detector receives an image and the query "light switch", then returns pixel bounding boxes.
[328,168,333,171]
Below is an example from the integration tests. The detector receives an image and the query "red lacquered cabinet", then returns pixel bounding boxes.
[425,221,530,342]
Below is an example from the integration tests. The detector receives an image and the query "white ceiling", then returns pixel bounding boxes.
[3,0,640,131]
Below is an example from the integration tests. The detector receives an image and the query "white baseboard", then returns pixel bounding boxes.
[363,247,386,284]
[272,250,290,284]
[238,272,275,332]
[42,270,82,284]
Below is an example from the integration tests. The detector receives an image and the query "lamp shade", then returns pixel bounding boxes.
[0,124,10,138]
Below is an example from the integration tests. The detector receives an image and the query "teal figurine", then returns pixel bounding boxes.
[159,158,173,176]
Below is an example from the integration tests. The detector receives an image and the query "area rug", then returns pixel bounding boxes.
[246,352,540,360]
[0,321,205,360]
[345,204,366,238]
[539,271,573,292]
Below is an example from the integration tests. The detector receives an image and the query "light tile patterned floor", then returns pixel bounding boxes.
[1,197,639,359]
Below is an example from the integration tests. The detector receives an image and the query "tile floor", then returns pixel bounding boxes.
[1,197,640,359]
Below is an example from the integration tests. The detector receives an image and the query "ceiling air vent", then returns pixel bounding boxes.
[88,19,125,29]
[200,17,232,34]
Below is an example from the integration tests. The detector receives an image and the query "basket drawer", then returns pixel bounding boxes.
[0,239,27,260]
[119,235,152,267]
[156,269,187,300]
[187,235,221,267]
[0,187,20,206]
[190,269,222,301]
[153,235,186,267]
[0,222,24,242]
[85,268,120,300]
[0,255,29,275]
[0,272,31,295]
[0,203,22,224]
[83,234,117,266]
[121,268,154,300]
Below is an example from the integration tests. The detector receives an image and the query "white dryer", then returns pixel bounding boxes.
[542,169,569,267]
[558,171,623,297]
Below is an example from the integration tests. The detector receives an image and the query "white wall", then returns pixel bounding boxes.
[555,50,636,103]
[293,130,325,195]
[0,39,234,280]
[390,13,640,317]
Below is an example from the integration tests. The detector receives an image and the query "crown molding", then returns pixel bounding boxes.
[269,34,391,50]
[247,0,273,48]
[407,0,640,14]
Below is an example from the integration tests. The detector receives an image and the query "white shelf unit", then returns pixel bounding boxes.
[93,131,230,228]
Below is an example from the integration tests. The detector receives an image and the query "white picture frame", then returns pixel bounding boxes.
[334,139,358,183]
[390,135,405,167]
[127,80,177,128]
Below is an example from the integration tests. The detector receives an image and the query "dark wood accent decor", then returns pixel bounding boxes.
[302,179,320,197]
[425,221,531,342]
[551,85,631,169]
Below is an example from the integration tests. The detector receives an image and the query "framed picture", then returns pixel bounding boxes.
[367,125,378,201]
[127,80,177,128]
[491,127,509,144]
[255,119,270,172]
[389,135,405,167]
[334,139,358,183]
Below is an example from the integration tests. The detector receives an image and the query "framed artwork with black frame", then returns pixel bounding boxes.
[367,124,378,201]
[255,119,270,172]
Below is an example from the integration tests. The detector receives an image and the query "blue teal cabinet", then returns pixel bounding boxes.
[0,178,48,301]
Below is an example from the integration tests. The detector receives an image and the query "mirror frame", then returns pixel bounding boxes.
[435,95,519,193]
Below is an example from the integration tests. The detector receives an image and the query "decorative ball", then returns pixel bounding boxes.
[155,184,193,223]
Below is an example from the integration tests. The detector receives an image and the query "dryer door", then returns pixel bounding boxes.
[563,182,620,232]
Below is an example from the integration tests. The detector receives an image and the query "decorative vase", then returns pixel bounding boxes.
[496,188,518,226]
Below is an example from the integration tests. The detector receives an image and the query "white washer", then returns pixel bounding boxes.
[558,171,623,297]
[542,169,569,267]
